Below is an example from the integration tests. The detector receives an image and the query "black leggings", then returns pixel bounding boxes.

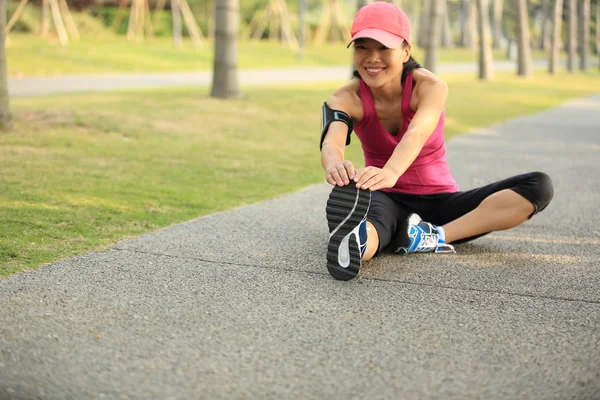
[367,172,554,253]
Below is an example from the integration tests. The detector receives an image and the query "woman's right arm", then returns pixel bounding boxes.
[321,91,357,186]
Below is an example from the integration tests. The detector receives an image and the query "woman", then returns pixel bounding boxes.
[321,2,553,281]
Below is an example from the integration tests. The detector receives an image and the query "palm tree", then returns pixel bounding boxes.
[549,0,564,74]
[596,1,600,55]
[211,0,241,98]
[171,0,182,47]
[491,0,504,48]
[459,0,477,49]
[540,0,550,50]
[0,0,11,130]
[424,0,445,74]
[418,0,431,48]
[578,0,590,71]
[567,0,577,72]
[476,0,494,80]
[516,0,533,77]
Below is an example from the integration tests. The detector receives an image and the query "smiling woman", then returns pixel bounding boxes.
[320,2,554,281]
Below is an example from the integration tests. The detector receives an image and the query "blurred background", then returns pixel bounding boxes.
[4,0,599,77]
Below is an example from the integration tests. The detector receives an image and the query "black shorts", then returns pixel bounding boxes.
[367,171,554,253]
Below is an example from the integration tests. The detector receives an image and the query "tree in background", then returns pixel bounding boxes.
[0,0,11,131]
[491,0,504,49]
[578,0,590,71]
[458,0,477,49]
[418,0,431,47]
[171,0,182,47]
[567,0,577,71]
[596,0,600,56]
[539,0,550,50]
[476,0,494,80]
[441,0,454,48]
[424,0,445,73]
[548,0,563,74]
[211,0,241,98]
[516,0,532,77]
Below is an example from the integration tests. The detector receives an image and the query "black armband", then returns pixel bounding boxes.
[320,102,353,150]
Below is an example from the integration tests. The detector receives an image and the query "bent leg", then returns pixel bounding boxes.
[363,191,409,261]
[430,172,554,244]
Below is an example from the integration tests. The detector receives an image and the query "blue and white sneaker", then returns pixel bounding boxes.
[393,213,456,254]
[326,184,371,281]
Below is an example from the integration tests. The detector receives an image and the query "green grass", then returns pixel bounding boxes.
[2,70,599,276]
[7,32,517,77]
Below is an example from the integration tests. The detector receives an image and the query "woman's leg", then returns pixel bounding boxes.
[363,191,409,261]
[443,190,533,243]
[430,172,554,244]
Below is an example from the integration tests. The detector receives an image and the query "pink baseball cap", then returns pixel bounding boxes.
[347,2,411,49]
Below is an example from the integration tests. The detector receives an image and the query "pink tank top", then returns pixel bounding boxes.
[354,72,459,194]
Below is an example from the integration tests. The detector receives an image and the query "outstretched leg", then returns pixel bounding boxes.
[389,172,554,254]
[431,171,554,244]
[443,189,534,243]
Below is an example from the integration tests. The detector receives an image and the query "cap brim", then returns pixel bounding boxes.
[347,28,405,49]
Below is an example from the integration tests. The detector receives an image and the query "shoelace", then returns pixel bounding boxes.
[415,232,438,252]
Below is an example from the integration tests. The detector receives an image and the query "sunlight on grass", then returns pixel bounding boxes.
[1,70,599,275]
[7,33,514,77]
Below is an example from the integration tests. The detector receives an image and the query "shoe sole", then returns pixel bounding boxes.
[326,184,371,281]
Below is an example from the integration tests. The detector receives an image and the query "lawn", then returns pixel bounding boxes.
[6,33,521,77]
[1,70,599,276]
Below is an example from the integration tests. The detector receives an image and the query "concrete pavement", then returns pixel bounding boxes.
[1,91,599,398]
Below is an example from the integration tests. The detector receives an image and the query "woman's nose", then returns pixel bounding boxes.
[366,50,381,61]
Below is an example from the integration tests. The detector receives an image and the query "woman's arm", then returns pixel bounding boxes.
[321,85,361,186]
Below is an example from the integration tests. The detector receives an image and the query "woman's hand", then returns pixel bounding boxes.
[354,166,399,191]
[326,160,356,186]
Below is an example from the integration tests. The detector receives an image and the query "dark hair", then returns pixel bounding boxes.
[352,51,421,88]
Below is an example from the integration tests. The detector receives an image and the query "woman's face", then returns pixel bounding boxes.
[353,38,411,88]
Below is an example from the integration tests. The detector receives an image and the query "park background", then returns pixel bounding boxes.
[1,0,599,276]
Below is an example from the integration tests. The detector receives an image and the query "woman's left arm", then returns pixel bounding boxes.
[354,76,448,191]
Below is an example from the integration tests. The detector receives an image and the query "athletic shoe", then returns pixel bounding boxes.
[326,183,371,281]
[392,213,456,254]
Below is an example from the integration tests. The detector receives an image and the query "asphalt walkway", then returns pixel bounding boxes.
[1,89,599,398]
[8,60,544,97]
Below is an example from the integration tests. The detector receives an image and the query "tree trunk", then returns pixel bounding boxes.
[459,0,476,48]
[540,0,550,50]
[211,0,241,98]
[419,0,432,47]
[516,0,532,76]
[578,0,590,71]
[41,0,50,37]
[476,0,494,79]
[0,0,11,130]
[567,0,577,71]
[171,0,182,47]
[206,0,215,39]
[596,1,600,56]
[491,0,504,48]
[424,0,445,73]
[441,0,454,48]
[549,0,564,74]
[298,0,306,61]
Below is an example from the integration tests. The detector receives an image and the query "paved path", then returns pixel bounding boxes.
[8,60,539,97]
[1,91,599,398]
